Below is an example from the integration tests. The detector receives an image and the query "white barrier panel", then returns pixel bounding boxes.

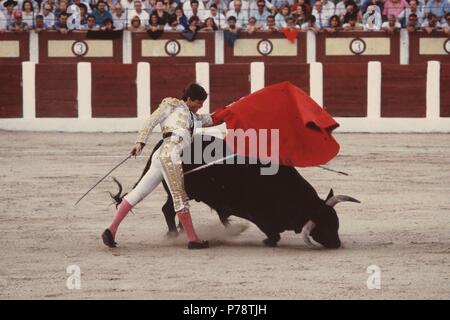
[2,61,450,133]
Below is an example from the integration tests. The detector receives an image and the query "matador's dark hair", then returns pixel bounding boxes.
[181,83,208,102]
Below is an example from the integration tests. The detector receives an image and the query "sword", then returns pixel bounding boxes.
[184,154,349,176]
[74,154,132,206]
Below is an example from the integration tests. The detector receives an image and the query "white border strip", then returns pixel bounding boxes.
[22,61,36,119]
[310,62,323,107]
[137,62,150,119]
[77,62,92,119]
[426,61,440,119]
[250,62,264,93]
[367,61,381,119]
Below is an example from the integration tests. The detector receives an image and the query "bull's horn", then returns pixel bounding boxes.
[301,220,321,249]
[326,195,361,208]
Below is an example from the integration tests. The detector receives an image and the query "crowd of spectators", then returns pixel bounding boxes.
[0,0,449,35]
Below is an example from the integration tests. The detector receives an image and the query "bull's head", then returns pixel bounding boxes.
[302,189,360,249]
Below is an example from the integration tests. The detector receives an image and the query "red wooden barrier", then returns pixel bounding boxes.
[316,32,400,64]
[35,64,78,117]
[91,64,137,117]
[0,64,22,118]
[132,32,215,64]
[0,33,29,64]
[39,31,122,63]
[441,64,450,117]
[210,64,250,111]
[265,63,310,94]
[409,31,450,65]
[323,63,367,117]
[224,32,307,64]
[149,64,196,112]
[381,64,426,117]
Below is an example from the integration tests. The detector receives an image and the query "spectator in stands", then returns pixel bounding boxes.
[148,12,163,30]
[284,15,300,30]
[206,0,228,15]
[263,14,279,31]
[341,0,362,24]
[201,16,218,30]
[2,0,17,29]
[421,12,442,33]
[41,3,55,29]
[335,0,348,18]
[342,13,364,30]
[93,0,113,26]
[383,0,410,20]
[225,15,240,32]
[127,14,146,30]
[55,12,71,34]
[226,0,248,28]
[112,3,126,30]
[406,13,420,32]
[246,15,263,33]
[292,4,308,27]
[0,10,7,31]
[252,0,270,26]
[324,14,341,32]
[186,0,204,22]
[272,0,294,10]
[183,0,205,20]
[79,4,89,26]
[203,4,226,29]
[275,4,291,28]
[163,0,178,14]
[424,0,449,23]
[163,13,184,30]
[359,0,384,16]
[39,0,57,14]
[122,0,137,12]
[174,5,188,29]
[10,10,29,31]
[81,14,100,30]
[381,14,401,34]
[442,12,450,34]
[101,17,115,30]
[321,0,336,18]
[21,0,35,29]
[312,0,331,29]
[301,14,320,32]
[229,0,250,11]
[128,0,149,27]
[154,0,169,25]
[292,0,311,17]
[54,0,69,18]
[34,14,49,32]
[363,4,382,31]
[398,0,424,27]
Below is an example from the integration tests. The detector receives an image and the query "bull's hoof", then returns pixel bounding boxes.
[188,241,209,249]
[263,238,278,247]
[166,230,179,239]
[101,229,117,248]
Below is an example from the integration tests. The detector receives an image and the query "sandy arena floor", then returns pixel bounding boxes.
[0,131,449,299]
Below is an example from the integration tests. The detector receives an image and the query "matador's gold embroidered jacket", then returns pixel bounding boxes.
[136,97,215,146]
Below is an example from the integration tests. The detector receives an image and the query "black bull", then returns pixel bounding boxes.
[111,135,359,249]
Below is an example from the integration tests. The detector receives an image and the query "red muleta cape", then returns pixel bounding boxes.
[221,81,340,167]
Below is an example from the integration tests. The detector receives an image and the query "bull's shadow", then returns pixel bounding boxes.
[111,135,360,249]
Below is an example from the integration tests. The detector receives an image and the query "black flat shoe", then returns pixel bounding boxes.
[188,241,209,249]
[102,229,117,248]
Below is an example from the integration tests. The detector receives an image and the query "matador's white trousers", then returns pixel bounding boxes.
[124,138,190,212]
